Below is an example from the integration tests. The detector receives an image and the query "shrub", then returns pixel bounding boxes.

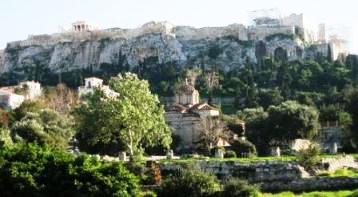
[224,150,237,158]
[11,108,74,149]
[230,139,257,157]
[221,178,259,197]
[158,169,220,197]
[296,143,320,168]
[0,128,12,147]
[125,160,147,183]
[0,143,139,197]
[138,191,157,197]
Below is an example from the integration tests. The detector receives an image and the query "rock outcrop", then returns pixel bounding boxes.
[0,21,330,86]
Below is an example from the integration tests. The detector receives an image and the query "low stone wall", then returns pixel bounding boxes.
[321,155,358,172]
[159,159,358,192]
[159,161,308,182]
[261,177,358,192]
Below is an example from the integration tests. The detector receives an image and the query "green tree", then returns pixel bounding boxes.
[0,143,139,197]
[12,100,45,123]
[158,168,220,197]
[257,89,283,109]
[74,72,171,157]
[267,101,319,140]
[347,90,358,149]
[230,139,257,157]
[11,108,74,149]
[195,117,229,155]
[237,107,270,155]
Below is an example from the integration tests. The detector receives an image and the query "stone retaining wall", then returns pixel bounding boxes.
[261,177,358,192]
[159,160,358,192]
[159,161,308,182]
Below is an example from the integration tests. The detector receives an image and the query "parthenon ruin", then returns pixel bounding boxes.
[72,21,98,32]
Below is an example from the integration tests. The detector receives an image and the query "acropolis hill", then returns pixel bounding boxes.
[0,13,349,86]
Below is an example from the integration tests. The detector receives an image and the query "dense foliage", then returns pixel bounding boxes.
[73,72,171,157]
[0,143,139,197]
[238,101,319,155]
[230,139,257,157]
[11,108,74,148]
[221,178,259,197]
[0,101,74,149]
[158,168,220,197]
[266,101,319,140]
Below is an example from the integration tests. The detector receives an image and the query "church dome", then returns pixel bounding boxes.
[176,83,196,94]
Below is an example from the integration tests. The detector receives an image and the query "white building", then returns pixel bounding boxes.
[18,81,42,100]
[0,90,25,110]
[78,77,119,98]
[0,80,42,109]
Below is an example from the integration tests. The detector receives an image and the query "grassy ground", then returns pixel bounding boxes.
[318,168,358,177]
[261,190,358,197]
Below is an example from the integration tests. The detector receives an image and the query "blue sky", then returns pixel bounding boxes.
[0,0,357,53]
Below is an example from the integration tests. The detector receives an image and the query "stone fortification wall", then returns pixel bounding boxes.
[281,13,304,29]
[304,43,330,60]
[8,22,249,49]
[330,38,349,60]
[7,21,176,48]
[248,26,295,40]
[175,24,248,41]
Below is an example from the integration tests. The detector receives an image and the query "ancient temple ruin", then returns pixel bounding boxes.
[72,21,99,32]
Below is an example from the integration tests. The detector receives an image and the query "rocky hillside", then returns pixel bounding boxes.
[0,21,330,86]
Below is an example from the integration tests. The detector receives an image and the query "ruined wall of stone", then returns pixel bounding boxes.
[175,24,248,41]
[248,26,295,40]
[281,14,304,28]
[330,39,349,61]
[303,43,330,60]
[264,36,304,61]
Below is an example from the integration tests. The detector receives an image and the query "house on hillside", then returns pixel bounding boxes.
[78,77,119,98]
[0,90,25,110]
[17,81,42,100]
[0,81,42,109]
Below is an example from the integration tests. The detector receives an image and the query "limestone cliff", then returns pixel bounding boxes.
[0,21,330,86]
